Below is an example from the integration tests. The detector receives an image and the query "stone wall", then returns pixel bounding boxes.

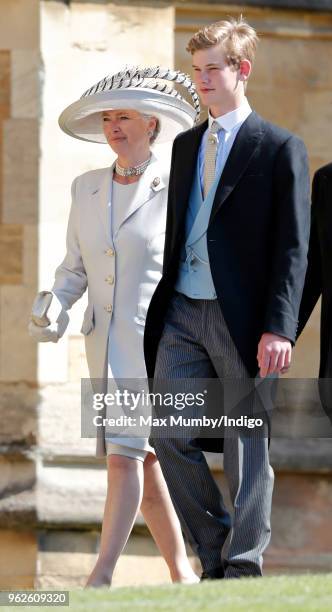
[0,0,39,383]
[0,0,40,588]
[190,0,332,9]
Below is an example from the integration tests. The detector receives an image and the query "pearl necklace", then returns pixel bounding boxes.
[115,156,151,177]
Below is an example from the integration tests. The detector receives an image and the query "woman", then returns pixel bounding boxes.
[28,66,200,587]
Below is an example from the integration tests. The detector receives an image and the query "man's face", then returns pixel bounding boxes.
[192,44,242,109]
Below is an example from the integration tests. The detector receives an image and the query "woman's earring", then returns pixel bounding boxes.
[148,131,153,137]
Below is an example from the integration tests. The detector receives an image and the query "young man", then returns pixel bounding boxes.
[144,18,310,579]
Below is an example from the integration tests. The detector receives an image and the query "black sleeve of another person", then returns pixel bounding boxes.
[297,170,323,338]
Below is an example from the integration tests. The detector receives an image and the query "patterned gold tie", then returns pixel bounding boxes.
[203,120,220,199]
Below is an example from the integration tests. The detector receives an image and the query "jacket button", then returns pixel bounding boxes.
[106,248,114,257]
[105,275,114,285]
[104,304,113,313]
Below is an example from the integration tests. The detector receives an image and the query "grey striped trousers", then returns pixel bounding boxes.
[152,292,274,578]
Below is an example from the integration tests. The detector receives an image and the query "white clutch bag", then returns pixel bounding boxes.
[31,291,53,327]
[29,291,69,342]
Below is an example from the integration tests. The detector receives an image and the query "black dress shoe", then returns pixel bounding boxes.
[200,566,224,581]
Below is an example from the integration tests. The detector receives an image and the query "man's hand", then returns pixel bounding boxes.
[257,332,292,378]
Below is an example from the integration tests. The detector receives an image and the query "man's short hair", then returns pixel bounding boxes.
[186,16,259,68]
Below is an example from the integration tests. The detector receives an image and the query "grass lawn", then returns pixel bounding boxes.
[6,573,332,612]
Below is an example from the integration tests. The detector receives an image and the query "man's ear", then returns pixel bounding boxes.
[239,59,252,81]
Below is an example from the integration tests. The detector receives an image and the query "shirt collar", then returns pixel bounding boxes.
[208,97,252,132]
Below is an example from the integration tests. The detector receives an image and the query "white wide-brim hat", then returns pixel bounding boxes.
[58,66,200,144]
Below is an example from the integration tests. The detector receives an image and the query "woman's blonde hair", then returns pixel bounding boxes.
[186,16,259,68]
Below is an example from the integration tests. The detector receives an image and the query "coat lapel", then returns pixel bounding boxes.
[210,112,266,222]
[89,154,167,244]
[91,165,114,245]
[173,121,208,231]
[113,153,166,235]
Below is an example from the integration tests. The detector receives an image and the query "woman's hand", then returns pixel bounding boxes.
[28,304,69,343]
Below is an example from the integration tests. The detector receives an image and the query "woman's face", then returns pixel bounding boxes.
[102,109,156,155]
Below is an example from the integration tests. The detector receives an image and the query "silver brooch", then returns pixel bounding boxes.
[151,177,160,189]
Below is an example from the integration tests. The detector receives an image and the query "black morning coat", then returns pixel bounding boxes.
[143,111,311,449]
[298,163,332,422]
